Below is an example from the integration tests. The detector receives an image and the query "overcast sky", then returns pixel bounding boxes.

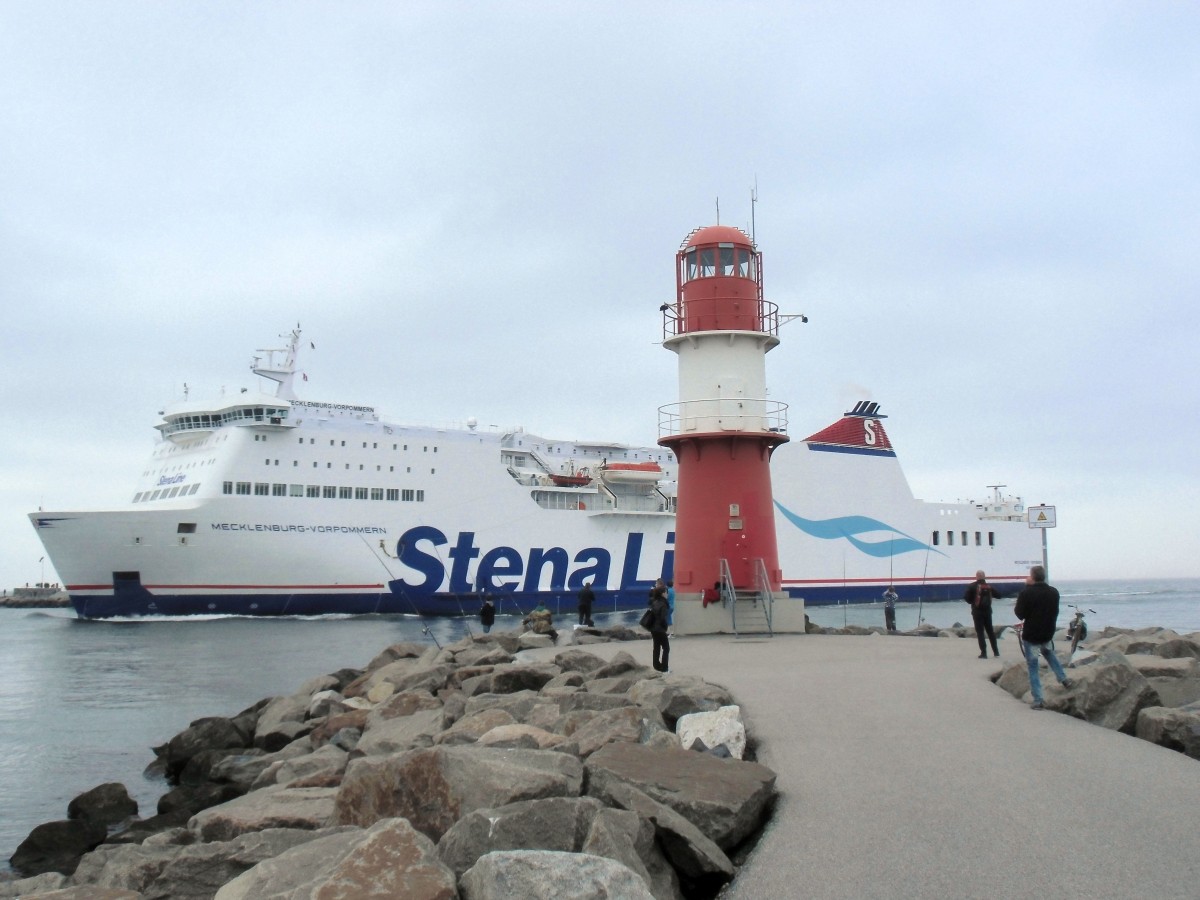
[2,2,1197,588]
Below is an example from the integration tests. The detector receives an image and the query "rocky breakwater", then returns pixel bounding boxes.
[5,629,776,899]
[993,625,1200,757]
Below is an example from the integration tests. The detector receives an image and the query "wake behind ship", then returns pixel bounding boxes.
[33,331,1047,620]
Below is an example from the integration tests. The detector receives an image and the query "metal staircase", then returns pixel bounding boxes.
[720,558,775,638]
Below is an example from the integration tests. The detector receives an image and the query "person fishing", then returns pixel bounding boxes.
[963,570,1001,658]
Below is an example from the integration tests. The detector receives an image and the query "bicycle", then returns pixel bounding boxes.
[1065,604,1095,657]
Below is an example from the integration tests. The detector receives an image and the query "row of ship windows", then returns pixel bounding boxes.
[253,434,440,452]
[264,458,433,473]
[933,531,995,547]
[223,482,427,501]
[134,484,203,503]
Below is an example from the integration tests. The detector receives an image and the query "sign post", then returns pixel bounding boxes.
[1027,505,1057,579]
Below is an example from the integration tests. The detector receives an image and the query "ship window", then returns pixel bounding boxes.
[306,485,320,497]
[684,248,698,282]
[330,440,335,446]
[700,248,715,276]
[264,458,270,465]
[932,531,940,546]
[339,486,352,499]
[402,489,414,501]
[189,484,200,494]
[370,488,383,500]
[975,532,981,546]
[272,483,287,496]
[223,482,232,495]
[961,531,967,546]
[323,485,336,498]
[177,523,196,534]
[386,488,399,501]
[167,487,181,498]
[416,490,425,501]
[988,532,995,547]
[255,483,270,496]
[948,531,954,546]
[362,442,367,448]
[373,443,378,449]
[355,487,368,499]
[133,492,143,502]
[289,484,304,497]
[737,248,751,277]
[236,482,251,495]
[719,245,735,275]
[430,468,436,475]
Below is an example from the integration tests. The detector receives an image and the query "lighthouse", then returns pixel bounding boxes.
[658,225,803,635]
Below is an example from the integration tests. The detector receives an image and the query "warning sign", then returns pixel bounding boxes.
[1027,505,1056,529]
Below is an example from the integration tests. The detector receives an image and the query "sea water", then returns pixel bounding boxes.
[1,578,1197,870]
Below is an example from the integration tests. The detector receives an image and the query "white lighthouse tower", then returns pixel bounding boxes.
[658,225,804,635]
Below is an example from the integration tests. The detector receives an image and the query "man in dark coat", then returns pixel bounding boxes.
[1014,565,1074,709]
[648,588,670,673]
[577,581,594,626]
[479,596,495,634]
[963,570,1002,658]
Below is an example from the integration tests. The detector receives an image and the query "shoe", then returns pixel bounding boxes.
[992,652,1000,658]
[978,653,987,659]
[1062,678,1074,689]
[1031,701,1045,710]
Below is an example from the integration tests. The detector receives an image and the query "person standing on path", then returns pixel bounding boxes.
[882,586,898,633]
[1014,564,1074,709]
[577,581,594,627]
[479,596,495,634]
[648,589,671,672]
[963,570,1002,658]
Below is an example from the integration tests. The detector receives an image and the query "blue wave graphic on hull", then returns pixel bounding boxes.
[774,502,944,558]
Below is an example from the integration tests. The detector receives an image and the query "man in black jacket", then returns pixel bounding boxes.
[963,570,1002,658]
[1014,565,1074,709]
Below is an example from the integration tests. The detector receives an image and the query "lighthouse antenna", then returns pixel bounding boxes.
[750,178,758,245]
[715,196,720,224]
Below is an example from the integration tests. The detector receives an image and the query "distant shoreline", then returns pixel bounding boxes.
[0,588,71,608]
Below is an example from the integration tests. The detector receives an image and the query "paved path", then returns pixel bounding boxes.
[539,631,1200,899]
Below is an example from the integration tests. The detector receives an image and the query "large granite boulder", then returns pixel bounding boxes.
[676,706,747,759]
[586,742,776,851]
[66,783,139,829]
[1135,703,1200,759]
[578,779,734,891]
[581,806,684,900]
[490,664,562,694]
[214,818,457,900]
[459,850,654,900]
[9,818,107,877]
[334,745,584,841]
[628,675,735,728]
[69,826,340,899]
[435,796,605,876]
[568,705,668,758]
[163,716,250,781]
[187,784,339,842]
[1054,652,1162,733]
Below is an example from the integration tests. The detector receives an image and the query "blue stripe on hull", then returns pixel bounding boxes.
[69,586,656,619]
[790,581,1025,606]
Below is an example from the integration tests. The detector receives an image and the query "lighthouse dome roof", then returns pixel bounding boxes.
[682,225,753,250]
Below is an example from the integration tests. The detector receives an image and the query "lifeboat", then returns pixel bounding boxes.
[550,473,592,487]
[599,462,663,484]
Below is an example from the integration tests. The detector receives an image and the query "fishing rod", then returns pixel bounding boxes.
[358,535,441,649]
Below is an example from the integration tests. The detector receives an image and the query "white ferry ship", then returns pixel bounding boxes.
[30,329,1046,619]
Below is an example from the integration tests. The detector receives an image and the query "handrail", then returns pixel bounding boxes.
[718,558,736,633]
[661,299,782,340]
[658,399,788,440]
[754,557,774,636]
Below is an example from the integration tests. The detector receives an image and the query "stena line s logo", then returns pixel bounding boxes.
[393,526,673,595]
[863,419,877,445]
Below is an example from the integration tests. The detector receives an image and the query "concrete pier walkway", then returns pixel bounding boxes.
[541,632,1200,899]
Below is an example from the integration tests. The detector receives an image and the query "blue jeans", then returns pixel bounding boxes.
[1023,638,1068,703]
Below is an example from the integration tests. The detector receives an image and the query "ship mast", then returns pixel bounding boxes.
[252,326,303,400]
